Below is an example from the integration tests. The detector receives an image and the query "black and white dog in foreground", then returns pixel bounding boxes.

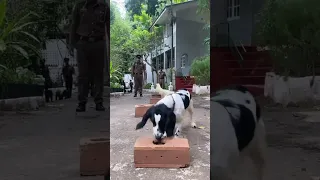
[211,85,266,180]
[136,89,197,144]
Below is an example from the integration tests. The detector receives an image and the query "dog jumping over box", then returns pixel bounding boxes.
[136,88,197,144]
[211,85,266,180]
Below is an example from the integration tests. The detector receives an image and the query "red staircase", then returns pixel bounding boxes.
[211,46,272,96]
[175,76,195,93]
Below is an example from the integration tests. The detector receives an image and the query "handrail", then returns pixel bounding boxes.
[238,40,247,53]
[230,38,244,67]
[213,22,244,67]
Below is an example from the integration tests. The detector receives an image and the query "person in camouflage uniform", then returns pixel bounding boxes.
[158,68,166,89]
[131,55,146,97]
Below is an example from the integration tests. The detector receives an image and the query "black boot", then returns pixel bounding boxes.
[140,93,143,97]
[133,94,137,97]
[76,103,86,112]
[96,103,105,111]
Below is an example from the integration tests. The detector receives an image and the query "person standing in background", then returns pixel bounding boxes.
[69,0,109,112]
[129,80,133,93]
[158,68,166,89]
[62,58,75,98]
[131,55,146,97]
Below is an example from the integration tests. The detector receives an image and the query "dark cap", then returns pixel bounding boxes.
[64,57,69,62]
[136,55,142,58]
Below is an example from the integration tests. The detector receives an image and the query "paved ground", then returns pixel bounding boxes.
[232,98,320,180]
[110,94,211,180]
[0,95,109,180]
[1,92,320,180]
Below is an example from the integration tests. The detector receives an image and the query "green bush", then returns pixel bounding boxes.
[111,82,121,88]
[144,83,152,89]
[256,0,320,77]
[0,67,36,84]
[190,55,210,85]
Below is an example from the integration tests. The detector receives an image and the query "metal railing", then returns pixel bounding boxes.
[213,22,244,66]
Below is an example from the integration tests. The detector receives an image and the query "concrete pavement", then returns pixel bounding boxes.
[110,94,211,180]
[0,96,109,180]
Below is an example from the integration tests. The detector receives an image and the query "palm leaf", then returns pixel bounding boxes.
[10,44,29,59]
[0,64,7,69]
[19,31,40,42]
[0,0,6,27]
[1,12,38,39]
[8,41,41,57]
[0,40,6,51]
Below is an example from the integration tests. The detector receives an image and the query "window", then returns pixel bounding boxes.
[227,0,240,21]
[181,53,188,68]
[159,53,164,69]
[165,24,172,38]
[152,57,156,69]
[165,49,171,69]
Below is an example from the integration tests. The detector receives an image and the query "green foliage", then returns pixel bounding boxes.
[256,0,320,77]
[0,0,41,64]
[110,61,123,85]
[0,66,36,84]
[190,55,210,85]
[110,1,164,76]
[125,0,188,18]
[110,82,121,88]
[144,82,152,89]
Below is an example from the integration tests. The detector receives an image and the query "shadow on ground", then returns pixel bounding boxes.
[0,96,109,180]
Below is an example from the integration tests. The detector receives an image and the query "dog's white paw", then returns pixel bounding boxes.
[191,122,197,128]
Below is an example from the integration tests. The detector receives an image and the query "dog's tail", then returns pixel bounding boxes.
[155,83,174,97]
[136,106,154,130]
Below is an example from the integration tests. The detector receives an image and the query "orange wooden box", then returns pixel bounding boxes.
[80,137,110,176]
[135,104,153,117]
[150,97,161,104]
[151,94,161,98]
[134,136,190,168]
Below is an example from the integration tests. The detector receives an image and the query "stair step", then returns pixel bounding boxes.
[224,60,272,69]
[217,51,270,61]
[243,84,264,96]
[211,46,259,53]
[229,67,271,76]
[231,76,265,85]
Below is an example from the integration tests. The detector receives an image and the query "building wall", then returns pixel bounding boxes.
[41,39,77,84]
[175,17,208,76]
[212,0,266,46]
[227,0,254,46]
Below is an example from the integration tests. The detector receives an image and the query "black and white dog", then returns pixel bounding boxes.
[211,85,266,180]
[136,89,197,144]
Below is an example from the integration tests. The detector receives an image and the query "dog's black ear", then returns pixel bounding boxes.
[136,106,153,130]
[165,112,176,137]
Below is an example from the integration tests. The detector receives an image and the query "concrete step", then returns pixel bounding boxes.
[243,84,264,96]
[229,67,271,77]
[217,51,270,61]
[224,59,272,69]
[231,76,265,85]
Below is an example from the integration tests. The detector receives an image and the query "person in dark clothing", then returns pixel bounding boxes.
[129,80,133,93]
[131,55,146,97]
[62,58,75,98]
[69,0,109,112]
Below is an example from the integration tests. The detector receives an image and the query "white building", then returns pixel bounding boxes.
[146,0,209,90]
